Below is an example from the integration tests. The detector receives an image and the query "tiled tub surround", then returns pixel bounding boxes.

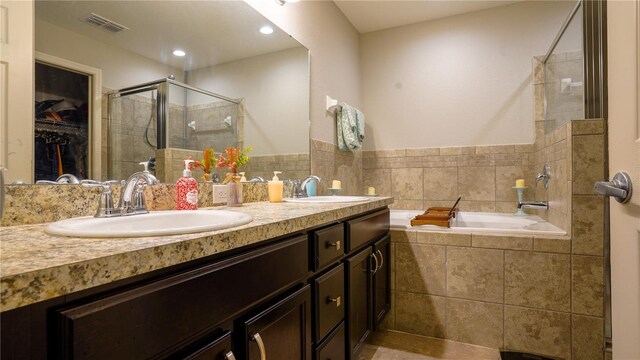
[384,217,605,360]
[0,197,393,311]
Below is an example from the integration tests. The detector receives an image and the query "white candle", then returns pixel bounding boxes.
[332,180,342,189]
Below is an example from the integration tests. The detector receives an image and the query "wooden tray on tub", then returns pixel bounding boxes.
[410,207,459,227]
[410,197,461,228]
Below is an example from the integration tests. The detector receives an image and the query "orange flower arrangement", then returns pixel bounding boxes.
[216,146,253,183]
[189,148,216,181]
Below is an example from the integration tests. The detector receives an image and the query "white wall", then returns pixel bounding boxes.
[244,0,360,145]
[360,1,574,150]
[35,19,184,90]
[189,47,309,156]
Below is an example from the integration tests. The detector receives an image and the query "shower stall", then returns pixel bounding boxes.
[107,78,242,182]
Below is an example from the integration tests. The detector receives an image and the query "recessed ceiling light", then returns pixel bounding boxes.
[259,26,274,35]
[172,49,186,57]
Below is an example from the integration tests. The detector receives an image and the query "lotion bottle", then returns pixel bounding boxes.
[176,159,198,210]
[268,171,283,203]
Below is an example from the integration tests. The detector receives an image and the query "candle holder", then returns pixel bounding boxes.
[328,188,342,196]
[513,186,528,216]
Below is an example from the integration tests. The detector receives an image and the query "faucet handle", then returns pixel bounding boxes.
[82,180,121,217]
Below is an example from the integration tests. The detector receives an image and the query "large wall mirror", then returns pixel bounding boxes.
[26,0,309,184]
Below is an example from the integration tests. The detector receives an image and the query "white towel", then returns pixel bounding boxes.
[337,102,365,151]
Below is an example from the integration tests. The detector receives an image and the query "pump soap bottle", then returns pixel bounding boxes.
[176,159,198,210]
[268,171,283,203]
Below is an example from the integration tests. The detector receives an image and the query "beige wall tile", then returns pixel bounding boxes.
[472,235,533,251]
[406,148,440,157]
[447,247,504,303]
[504,306,571,360]
[395,291,446,338]
[445,298,504,348]
[392,168,424,200]
[416,232,471,246]
[476,145,515,154]
[572,135,605,194]
[458,167,496,201]
[572,255,604,317]
[391,229,416,243]
[572,119,605,135]
[390,199,424,210]
[495,201,517,213]
[396,244,446,295]
[548,158,570,215]
[572,315,604,360]
[457,200,496,212]
[374,149,406,158]
[495,166,532,202]
[572,195,605,256]
[533,237,571,253]
[505,251,570,311]
[423,167,458,201]
[363,168,392,197]
[440,146,476,155]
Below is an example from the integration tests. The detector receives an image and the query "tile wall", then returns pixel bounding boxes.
[310,139,363,196]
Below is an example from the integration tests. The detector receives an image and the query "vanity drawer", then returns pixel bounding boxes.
[55,235,309,360]
[313,263,345,343]
[315,321,346,360]
[346,209,390,252]
[312,223,345,271]
[181,330,234,360]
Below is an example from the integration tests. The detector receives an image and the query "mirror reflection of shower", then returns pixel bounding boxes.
[107,78,241,182]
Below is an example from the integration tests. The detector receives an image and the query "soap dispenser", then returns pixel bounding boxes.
[176,159,198,210]
[268,171,283,203]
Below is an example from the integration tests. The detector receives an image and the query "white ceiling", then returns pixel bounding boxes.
[35,1,303,71]
[333,0,524,33]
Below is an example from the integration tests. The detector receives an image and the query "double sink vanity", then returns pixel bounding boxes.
[1,197,392,360]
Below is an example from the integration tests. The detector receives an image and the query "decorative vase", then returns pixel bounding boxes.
[226,173,243,207]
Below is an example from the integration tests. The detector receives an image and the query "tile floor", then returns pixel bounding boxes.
[358,330,501,360]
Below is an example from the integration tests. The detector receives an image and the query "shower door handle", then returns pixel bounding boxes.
[594,171,633,203]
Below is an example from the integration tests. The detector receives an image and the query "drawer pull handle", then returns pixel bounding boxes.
[370,253,379,274]
[327,240,341,251]
[328,295,341,307]
[251,333,267,360]
[376,249,384,271]
[224,351,237,360]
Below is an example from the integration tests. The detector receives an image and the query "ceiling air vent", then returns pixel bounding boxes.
[83,13,129,33]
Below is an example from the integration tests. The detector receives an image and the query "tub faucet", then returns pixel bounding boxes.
[119,171,159,215]
[517,201,549,210]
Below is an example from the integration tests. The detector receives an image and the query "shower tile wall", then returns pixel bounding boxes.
[107,92,158,180]
[106,92,241,182]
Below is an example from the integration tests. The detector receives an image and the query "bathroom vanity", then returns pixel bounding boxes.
[0,199,392,359]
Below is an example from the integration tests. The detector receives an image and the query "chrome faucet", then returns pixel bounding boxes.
[118,171,159,215]
[517,201,549,210]
[36,174,81,184]
[292,175,322,198]
[249,176,266,183]
[534,164,551,189]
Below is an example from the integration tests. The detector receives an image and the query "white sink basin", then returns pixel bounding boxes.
[283,196,370,203]
[45,210,253,238]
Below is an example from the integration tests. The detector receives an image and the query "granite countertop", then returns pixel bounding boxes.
[0,198,393,312]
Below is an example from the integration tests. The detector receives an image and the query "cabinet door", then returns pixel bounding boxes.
[179,330,236,360]
[345,246,372,358]
[241,285,312,360]
[372,235,391,329]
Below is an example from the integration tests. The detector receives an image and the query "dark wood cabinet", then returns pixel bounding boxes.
[372,235,391,329]
[315,322,346,360]
[1,207,390,360]
[239,285,312,360]
[313,263,345,343]
[345,246,373,358]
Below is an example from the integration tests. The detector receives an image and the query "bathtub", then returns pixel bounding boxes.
[391,210,566,236]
